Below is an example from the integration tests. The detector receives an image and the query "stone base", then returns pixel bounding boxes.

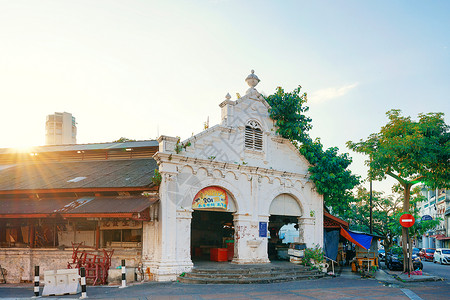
[107,268,136,285]
[231,258,270,264]
[144,260,194,282]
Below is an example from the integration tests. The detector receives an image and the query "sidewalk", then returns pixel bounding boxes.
[381,269,443,283]
[338,265,443,284]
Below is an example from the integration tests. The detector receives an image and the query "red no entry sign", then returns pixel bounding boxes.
[400,214,415,228]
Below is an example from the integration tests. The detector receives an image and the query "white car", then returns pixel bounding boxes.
[433,248,450,264]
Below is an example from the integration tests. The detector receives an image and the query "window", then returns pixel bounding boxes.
[245,120,263,151]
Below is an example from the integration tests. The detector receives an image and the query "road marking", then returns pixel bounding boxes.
[401,288,423,300]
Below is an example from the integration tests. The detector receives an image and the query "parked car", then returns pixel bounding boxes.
[419,248,436,261]
[433,248,450,264]
[378,249,385,261]
[385,246,423,270]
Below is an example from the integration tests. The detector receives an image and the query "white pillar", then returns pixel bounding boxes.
[298,217,316,248]
[175,209,194,272]
[151,172,179,281]
[232,214,270,264]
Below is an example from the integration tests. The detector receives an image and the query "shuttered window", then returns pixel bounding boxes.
[245,120,263,151]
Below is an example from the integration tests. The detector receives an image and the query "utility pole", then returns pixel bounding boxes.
[370,179,373,234]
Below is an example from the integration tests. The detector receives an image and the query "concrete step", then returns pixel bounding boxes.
[178,264,325,284]
[190,265,311,274]
[184,269,321,279]
[177,272,325,284]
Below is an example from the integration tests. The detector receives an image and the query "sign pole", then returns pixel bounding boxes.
[399,214,415,275]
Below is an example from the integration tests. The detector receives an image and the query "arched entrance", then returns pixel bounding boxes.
[268,193,302,261]
[190,186,237,262]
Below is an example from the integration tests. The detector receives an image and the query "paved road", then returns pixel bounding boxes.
[1,275,449,300]
[381,257,450,280]
[421,260,450,281]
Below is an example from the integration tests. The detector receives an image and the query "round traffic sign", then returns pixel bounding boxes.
[399,214,415,228]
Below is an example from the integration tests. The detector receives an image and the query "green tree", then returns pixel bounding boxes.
[347,109,450,272]
[113,137,136,143]
[389,186,442,244]
[265,86,360,215]
[344,186,402,252]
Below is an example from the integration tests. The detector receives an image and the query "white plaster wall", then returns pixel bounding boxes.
[149,80,324,280]
[0,248,141,283]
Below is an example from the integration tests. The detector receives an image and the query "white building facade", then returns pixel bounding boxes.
[142,71,324,281]
[45,111,77,145]
[419,187,450,249]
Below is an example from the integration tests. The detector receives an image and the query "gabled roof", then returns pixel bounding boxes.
[0,158,158,192]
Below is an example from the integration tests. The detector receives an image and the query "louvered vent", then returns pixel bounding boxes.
[245,120,263,151]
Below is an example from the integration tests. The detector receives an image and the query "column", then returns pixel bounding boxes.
[298,217,316,248]
[150,172,179,281]
[175,209,194,272]
[232,214,269,264]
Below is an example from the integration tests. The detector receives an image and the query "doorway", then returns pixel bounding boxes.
[268,215,299,260]
[191,210,234,261]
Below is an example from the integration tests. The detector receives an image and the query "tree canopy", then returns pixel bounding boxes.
[112,137,137,143]
[265,86,360,215]
[347,109,450,189]
[347,109,449,272]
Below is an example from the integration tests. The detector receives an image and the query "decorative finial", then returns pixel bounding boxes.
[225,93,231,100]
[245,69,260,88]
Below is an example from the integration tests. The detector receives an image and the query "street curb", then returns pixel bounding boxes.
[393,274,444,283]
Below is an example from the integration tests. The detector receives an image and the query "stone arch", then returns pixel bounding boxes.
[180,165,195,174]
[180,177,245,214]
[269,193,303,217]
[264,186,306,217]
[212,169,224,178]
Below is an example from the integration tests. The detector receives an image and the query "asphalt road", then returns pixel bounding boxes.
[421,260,450,281]
[1,274,450,300]
[381,257,450,281]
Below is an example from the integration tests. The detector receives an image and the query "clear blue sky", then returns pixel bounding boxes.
[1,0,449,194]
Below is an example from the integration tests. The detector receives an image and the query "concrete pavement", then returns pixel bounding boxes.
[1,266,448,299]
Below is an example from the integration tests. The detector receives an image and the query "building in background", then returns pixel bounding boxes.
[45,112,77,145]
[419,187,450,248]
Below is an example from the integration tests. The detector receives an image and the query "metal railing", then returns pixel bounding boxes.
[324,255,337,275]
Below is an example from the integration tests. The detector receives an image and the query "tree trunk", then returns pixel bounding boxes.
[402,184,414,273]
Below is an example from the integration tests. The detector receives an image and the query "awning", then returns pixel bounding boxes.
[430,234,445,239]
[340,227,374,250]
[324,212,349,229]
[436,236,450,241]
[0,195,158,221]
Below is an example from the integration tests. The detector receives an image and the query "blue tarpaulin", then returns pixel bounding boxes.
[340,227,373,250]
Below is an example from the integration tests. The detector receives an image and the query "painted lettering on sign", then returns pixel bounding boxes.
[192,186,228,210]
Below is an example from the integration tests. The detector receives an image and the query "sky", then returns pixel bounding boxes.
[0,0,449,195]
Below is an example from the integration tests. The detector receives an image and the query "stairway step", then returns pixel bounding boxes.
[184,270,321,279]
[190,266,310,274]
[177,273,325,284]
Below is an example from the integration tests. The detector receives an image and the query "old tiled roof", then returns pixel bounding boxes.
[0,158,158,191]
[0,195,159,218]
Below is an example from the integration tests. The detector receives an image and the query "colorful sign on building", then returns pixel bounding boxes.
[192,186,228,210]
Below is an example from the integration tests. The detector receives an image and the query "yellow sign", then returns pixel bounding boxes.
[192,186,228,210]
